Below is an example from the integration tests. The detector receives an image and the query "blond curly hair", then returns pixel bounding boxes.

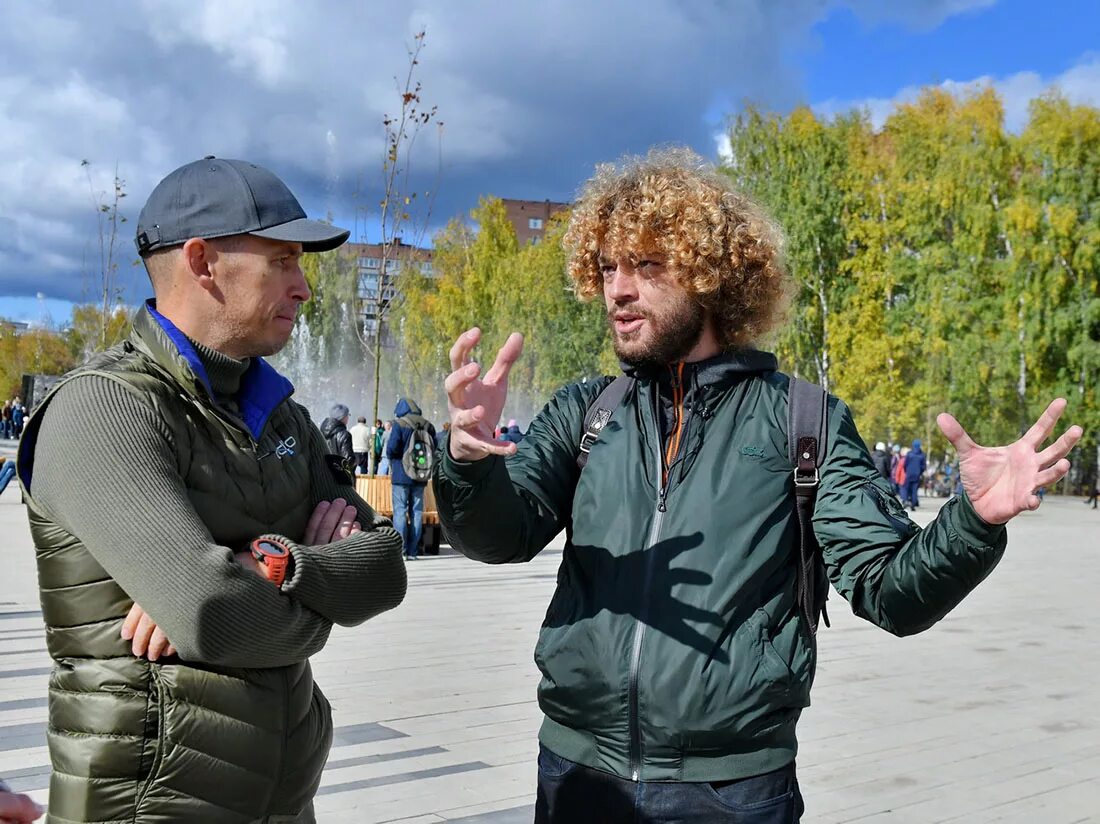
[563,147,791,348]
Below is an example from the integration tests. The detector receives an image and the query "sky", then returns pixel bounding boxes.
[1,0,1098,325]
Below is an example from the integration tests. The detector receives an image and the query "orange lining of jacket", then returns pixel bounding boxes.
[663,362,686,486]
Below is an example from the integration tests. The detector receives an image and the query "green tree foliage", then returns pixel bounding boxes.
[0,327,75,399]
[298,248,359,370]
[64,304,132,362]
[721,88,1099,467]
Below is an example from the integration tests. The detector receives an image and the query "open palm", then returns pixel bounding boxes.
[445,327,525,461]
[938,398,1083,525]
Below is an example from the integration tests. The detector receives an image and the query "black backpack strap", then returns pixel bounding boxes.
[788,376,831,634]
[577,376,635,469]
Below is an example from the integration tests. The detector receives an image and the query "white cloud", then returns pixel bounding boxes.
[811,54,1100,132]
[0,0,1011,308]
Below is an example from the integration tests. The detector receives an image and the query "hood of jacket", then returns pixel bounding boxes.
[394,397,422,419]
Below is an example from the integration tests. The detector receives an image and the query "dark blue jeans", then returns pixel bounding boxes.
[535,745,803,823]
[904,478,921,509]
[0,460,16,495]
[391,482,424,558]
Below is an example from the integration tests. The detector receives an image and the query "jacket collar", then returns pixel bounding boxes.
[133,300,295,440]
[621,349,777,397]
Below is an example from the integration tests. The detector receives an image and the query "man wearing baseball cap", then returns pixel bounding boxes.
[17,158,407,823]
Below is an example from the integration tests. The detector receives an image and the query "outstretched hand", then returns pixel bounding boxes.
[445,327,524,461]
[937,398,1083,524]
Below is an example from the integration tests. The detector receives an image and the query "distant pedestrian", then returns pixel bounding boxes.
[891,445,906,496]
[387,398,436,560]
[1085,467,1098,509]
[375,420,392,475]
[350,415,372,475]
[502,419,524,444]
[319,403,355,469]
[436,421,451,452]
[904,439,927,511]
[11,398,25,438]
[871,441,891,481]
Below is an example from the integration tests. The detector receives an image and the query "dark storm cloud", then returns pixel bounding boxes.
[0,0,995,305]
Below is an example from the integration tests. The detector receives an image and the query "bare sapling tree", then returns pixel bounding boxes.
[359,28,444,428]
[81,159,128,352]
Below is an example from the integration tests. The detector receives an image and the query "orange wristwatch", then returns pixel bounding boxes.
[250,538,291,586]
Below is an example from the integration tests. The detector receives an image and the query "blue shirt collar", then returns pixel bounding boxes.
[144,300,295,440]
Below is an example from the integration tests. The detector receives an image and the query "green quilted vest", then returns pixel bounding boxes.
[20,304,330,823]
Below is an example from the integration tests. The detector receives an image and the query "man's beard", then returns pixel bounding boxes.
[609,293,706,369]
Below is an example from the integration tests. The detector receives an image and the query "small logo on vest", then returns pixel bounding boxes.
[740,445,766,461]
[260,436,298,462]
[275,436,297,459]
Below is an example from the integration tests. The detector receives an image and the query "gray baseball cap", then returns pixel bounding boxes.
[135,156,349,256]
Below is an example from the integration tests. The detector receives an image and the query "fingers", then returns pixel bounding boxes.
[314,498,347,544]
[453,433,518,460]
[668,568,711,586]
[129,610,158,657]
[334,505,358,540]
[146,626,173,662]
[120,602,145,641]
[1034,460,1071,488]
[0,791,44,822]
[234,549,263,576]
[1037,424,1084,467]
[1023,398,1067,448]
[165,643,177,657]
[444,361,481,409]
[448,327,481,372]
[451,404,486,431]
[482,332,525,386]
[303,500,332,545]
[936,413,978,455]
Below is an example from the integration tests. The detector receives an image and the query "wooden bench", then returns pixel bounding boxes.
[354,475,444,555]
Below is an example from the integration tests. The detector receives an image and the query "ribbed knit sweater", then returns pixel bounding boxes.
[29,337,406,669]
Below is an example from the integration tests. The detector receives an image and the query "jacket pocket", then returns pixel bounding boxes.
[678,608,809,753]
[134,666,274,823]
[862,478,918,537]
[134,668,167,811]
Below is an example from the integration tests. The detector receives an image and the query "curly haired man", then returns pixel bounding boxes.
[434,148,1081,823]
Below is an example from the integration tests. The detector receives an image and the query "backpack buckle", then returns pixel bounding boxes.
[793,467,819,487]
[579,431,599,455]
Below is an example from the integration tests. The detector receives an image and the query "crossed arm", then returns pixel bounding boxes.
[32,376,405,669]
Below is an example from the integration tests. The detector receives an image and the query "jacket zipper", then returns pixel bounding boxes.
[627,369,685,781]
[628,436,666,781]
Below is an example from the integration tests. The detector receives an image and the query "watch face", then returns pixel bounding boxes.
[255,540,288,558]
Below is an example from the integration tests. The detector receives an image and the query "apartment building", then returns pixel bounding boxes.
[501,198,570,246]
[344,239,433,335]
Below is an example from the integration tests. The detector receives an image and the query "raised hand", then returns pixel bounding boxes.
[445,327,525,461]
[937,398,1083,525]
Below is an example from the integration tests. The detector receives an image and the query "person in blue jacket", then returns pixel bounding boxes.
[904,439,928,511]
[386,398,436,559]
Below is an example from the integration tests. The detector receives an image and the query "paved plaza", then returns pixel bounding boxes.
[1,436,1098,822]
